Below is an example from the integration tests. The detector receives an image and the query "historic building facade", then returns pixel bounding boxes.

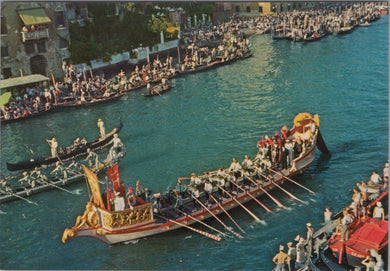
[1,2,73,79]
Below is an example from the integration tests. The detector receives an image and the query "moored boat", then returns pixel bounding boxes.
[6,121,123,171]
[62,113,329,245]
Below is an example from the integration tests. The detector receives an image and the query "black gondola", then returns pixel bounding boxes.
[6,121,123,171]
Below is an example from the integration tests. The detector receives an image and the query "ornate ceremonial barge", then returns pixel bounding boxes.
[63,113,329,245]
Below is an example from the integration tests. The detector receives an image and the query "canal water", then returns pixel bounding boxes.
[0,16,388,270]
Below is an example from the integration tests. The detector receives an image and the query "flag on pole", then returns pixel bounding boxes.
[82,165,104,208]
[107,163,121,191]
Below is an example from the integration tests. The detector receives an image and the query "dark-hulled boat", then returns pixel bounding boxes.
[0,152,125,203]
[6,121,123,171]
[62,113,329,245]
[56,93,124,108]
[142,85,172,97]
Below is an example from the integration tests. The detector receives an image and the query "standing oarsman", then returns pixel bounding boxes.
[175,179,187,197]
[50,161,68,180]
[0,180,13,194]
[108,134,124,159]
[241,155,253,170]
[203,179,213,204]
[85,148,101,170]
[228,158,242,179]
[97,118,105,139]
[30,167,48,183]
[46,138,58,158]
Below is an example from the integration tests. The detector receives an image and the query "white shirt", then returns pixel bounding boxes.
[204,182,213,193]
[373,207,384,219]
[190,177,202,186]
[370,173,382,184]
[229,161,242,172]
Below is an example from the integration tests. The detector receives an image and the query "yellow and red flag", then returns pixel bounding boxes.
[82,165,104,208]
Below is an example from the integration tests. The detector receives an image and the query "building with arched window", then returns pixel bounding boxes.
[1,2,73,80]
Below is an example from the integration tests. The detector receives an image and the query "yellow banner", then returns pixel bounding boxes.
[82,165,104,208]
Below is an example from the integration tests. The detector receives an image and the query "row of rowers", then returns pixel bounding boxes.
[173,152,297,202]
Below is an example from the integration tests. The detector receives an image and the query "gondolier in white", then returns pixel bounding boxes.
[85,148,102,170]
[97,118,105,139]
[108,133,124,160]
[46,137,58,158]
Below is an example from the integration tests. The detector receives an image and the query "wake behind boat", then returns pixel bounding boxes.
[62,113,329,245]
[6,120,123,171]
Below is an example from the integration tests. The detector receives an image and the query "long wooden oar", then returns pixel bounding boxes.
[243,178,274,213]
[215,184,263,223]
[247,177,287,209]
[259,173,306,204]
[230,181,273,213]
[177,209,231,238]
[36,178,75,195]
[190,192,243,239]
[3,189,38,205]
[209,193,246,234]
[155,214,221,242]
[268,168,315,194]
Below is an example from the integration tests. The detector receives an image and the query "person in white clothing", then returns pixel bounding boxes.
[372,201,384,220]
[229,158,242,179]
[46,138,58,157]
[368,171,382,185]
[97,118,105,139]
[190,173,202,187]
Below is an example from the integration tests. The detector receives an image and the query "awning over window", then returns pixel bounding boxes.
[17,8,51,26]
[1,74,49,90]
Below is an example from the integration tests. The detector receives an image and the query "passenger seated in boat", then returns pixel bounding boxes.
[153,197,162,214]
[216,168,228,179]
[368,171,382,185]
[190,173,202,188]
[127,192,136,210]
[241,155,253,170]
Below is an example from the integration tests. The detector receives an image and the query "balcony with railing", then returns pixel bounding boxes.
[21,28,49,42]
